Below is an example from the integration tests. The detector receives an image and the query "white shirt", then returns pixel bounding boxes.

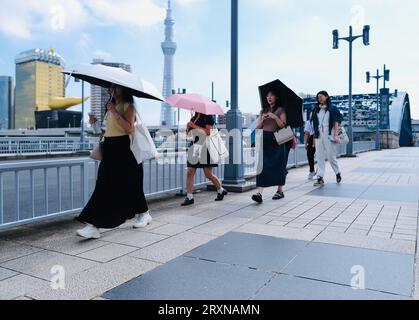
[318,108,330,135]
[304,120,315,136]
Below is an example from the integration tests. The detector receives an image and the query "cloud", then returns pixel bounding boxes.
[175,0,204,5]
[0,0,167,39]
[0,0,89,39]
[85,0,166,28]
[93,49,112,59]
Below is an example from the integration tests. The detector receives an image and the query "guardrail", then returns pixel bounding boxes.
[0,138,98,156]
[0,141,376,230]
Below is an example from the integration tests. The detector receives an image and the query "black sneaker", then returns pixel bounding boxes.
[215,190,228,201]
[336,174,342,184]
[272,192,285,200]
[252,193,263,204]
[314,177,325,187]
[181,198,195,206]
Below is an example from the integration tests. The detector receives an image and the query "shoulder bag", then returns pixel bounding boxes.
[130,112,159,164]
[274,126,295,145]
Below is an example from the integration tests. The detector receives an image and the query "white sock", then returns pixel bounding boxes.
[217,188,224,194]
[187,193,194,200]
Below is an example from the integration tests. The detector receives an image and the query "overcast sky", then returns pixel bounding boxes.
[0,0,417,125]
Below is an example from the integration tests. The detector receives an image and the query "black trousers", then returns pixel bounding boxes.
[307,135,316,173]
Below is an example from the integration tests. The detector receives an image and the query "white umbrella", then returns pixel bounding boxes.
[63,64,164,102]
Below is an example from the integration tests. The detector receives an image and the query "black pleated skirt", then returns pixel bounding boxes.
[77,135,149,228]
[256,131,287,188]
[187,141,218,169]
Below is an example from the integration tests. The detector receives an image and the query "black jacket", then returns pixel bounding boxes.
[311,104,343,138]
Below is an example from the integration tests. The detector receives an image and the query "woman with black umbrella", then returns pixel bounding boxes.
[252,90,288,204]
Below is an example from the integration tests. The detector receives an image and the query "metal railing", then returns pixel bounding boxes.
[0,141,376,230]
[0,138,99,156]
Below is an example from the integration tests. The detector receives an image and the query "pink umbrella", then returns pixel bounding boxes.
[166,93,225,115]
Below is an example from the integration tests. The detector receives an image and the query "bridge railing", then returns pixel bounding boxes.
[0,141,376,230]
[0,138,98,156]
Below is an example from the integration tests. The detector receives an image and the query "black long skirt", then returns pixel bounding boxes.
[256,131,287,188]
[77,135,149,228]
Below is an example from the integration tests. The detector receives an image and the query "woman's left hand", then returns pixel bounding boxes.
[187,122,198,130]
[107,102,117,115]
[266,113,278,120]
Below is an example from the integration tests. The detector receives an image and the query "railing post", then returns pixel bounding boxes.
[81,160,89,206]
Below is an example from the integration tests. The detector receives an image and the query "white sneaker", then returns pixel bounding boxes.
[133,212,152,229]
[308,172,316,180]
[77,224,100,239]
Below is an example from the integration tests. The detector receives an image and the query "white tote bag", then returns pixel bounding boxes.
[206,128,229,163]
[336,125,349,145]
[130,114,159,164]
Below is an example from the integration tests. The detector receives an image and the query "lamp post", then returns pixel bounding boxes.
[367,70,382,150]
[223,0,245,187]
[333,25,370,156]
[75,78,85,150]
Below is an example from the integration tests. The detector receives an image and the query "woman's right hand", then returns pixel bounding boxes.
[88,114,97,125]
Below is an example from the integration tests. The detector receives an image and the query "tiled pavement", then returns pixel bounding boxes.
[0,147,418,300]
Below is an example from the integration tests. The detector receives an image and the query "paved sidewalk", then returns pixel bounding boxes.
[0,148,418,300]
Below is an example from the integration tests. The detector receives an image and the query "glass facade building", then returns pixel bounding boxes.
[0,76,13,129]
[14,49,65,129]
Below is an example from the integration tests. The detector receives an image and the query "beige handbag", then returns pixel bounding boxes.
[90,138,104,161]
[274,126,295,145]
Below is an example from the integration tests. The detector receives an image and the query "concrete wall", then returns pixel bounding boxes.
[380,130,400,149]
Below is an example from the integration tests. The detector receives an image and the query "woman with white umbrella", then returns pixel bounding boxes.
[64,64,163,239]
[76,84,152,238]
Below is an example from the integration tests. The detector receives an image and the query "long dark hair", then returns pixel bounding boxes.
[314,90,331,113]
[119,87,134,104]
[104,86,134,118]
[262,90,281,114]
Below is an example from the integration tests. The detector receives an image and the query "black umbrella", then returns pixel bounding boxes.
[258,79,304,129]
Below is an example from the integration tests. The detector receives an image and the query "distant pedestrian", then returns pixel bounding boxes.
[181,112,227,206]
[304,119,317,180]
[311,91,343,186]
[252,90,288,204]
[76,84,152,239]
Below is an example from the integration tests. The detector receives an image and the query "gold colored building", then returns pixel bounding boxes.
[15,48,66,129]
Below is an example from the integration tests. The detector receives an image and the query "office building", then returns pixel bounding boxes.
[0,76,14,129]
[14,48,65,129]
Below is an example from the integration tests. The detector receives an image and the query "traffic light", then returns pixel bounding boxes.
[363,25,370,46]
[333,30,339,49]
[384,69,390,82]
[366,72,371,83]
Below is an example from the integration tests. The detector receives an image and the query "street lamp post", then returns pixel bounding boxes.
[75,78,85,150]
[333,25,370,156]
[366,65,390,150]
[223,0,245,187]
[367,70,383,150]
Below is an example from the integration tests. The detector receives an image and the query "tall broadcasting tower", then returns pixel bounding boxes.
[160,0,177,126]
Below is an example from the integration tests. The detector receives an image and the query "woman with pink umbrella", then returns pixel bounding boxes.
[166,93,228,206]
